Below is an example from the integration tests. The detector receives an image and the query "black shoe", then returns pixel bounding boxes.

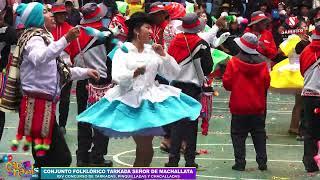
[165,162,179,167]
[232,164,245,171]
[89,160,113,167]
[185,163,199,169]
[77,161,89,167]
[306,167,319,173]
[258,164,268,171]
[160,143,170,153]
[59,126,66,135]
[104,160,113,167]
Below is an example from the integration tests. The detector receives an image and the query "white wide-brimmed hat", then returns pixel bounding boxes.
[234,33,259,55]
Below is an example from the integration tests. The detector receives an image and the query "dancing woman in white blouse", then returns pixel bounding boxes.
[77,12,202,167]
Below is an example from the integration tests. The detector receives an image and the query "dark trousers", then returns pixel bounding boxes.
[76,80,88,115]
[163,124,171,139]
[169,119,199,165]
[302,96,320,172]
[32,120,72,167]
[169,82,201,165]
[0,111,5,141]
[231,114,267,166]
[59,81,72,128]
[76,79,109,164]
[77,122,110,163]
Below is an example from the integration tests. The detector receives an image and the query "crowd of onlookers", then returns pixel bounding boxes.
[2,0,318,51]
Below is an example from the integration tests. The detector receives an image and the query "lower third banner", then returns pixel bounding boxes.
[39,167,196,179]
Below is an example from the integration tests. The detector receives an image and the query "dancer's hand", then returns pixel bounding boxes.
[216,16,227,29]
[133,66,146,78]
[152,44,166,57]
[87,69,100,81]
[258,41,266,50]
[65,27,80,43]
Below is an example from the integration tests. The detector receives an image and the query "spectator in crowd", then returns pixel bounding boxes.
[220,2,230,13]
[245,11,278,61]
[148,1,169,47]
[194,1,213,27]
[215,2,230,17]
[272,24,285,49]
[218,18,241,56]
[148,1,171,152]
[258,1,271,18]
[308,7,320,25]
[102,0,128,42]
[65,0,81,26]
[0,6,17,142]
[222,0,244,16]
[299,1,312,22]
[163,2,186,50]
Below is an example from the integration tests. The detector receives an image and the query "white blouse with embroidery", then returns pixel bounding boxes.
[105,42,181,108]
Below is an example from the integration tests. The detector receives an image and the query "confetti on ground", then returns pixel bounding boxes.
[198,149,209,155]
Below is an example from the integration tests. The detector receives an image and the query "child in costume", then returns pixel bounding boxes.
[223,33,270,171]
[77,12,201,167]
[10,2,99,167]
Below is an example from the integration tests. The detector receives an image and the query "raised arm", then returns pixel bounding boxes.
[24,36,68,66]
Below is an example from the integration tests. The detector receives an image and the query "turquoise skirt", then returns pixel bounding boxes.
[77,93,201,138]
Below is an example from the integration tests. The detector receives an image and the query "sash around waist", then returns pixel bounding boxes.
[23,91,59,102]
